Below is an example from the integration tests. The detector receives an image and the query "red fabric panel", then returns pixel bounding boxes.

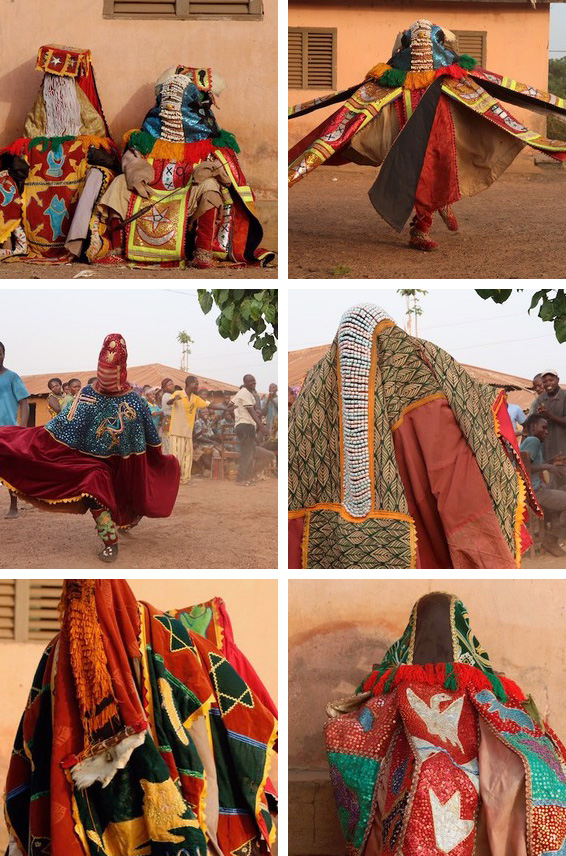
[214,597,278,718]
[288,516,304,569]
[415,94,460,212]
[0,425,179,525]
[393,397,516,569]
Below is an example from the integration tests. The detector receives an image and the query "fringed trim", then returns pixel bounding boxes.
[5,135,116,157]
[124,128,239,161]
[365,57,477,90]
[362,663,526,703]
[514,473,527,569]
[61,580,120,746]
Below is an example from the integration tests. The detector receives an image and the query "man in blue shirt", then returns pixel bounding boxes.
[520,413,566,556]
[0,342,30,517]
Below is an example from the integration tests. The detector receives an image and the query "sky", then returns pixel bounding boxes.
[2,289,278,390]
[289,288,564,382]
[550,4,566,58]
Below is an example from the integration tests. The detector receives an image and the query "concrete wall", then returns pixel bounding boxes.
[288,579,566,856]
[0,578,277,850]
[288,2,550,151]
[0,0,277,196]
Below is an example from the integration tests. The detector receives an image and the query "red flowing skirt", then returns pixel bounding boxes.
[0,426,180,526]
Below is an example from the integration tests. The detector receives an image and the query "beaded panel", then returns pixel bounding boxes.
[288,341,341,510]
[337,304,393,517]
[306,509,413,569]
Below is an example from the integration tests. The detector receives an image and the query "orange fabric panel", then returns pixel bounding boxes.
[393,397,515,569]
[415,94,460,212]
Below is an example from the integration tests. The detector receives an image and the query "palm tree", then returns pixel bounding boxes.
[177,331,194,372]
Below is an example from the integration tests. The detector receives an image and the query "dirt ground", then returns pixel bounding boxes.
[0,478,277,569]
[0,201,277,280]
[522,549,566,570]
[289,164,566,279]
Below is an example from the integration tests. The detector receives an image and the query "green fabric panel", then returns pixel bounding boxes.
[504,731,566,806]
[178,604,214,638]
[73,733,208,856]
[307,509,413,569]
[146,647,204,776]
[327,751,380,848]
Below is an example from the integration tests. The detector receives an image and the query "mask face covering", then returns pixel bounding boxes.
[43,72,81,137]
[158,74,192,142]
[390,19,458,71]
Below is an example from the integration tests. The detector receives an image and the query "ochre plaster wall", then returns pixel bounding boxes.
[0,578,277,850]
[288,3,550,152]
[0,0,277,196]
[288,579,566,855]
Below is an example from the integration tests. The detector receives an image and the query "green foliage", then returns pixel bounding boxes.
[548,58,566,142]
[197,289,278,361]
[475,288,566,343]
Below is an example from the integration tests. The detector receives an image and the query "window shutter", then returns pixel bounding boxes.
[0,580,15,640]
[306,30,335,89]
[288,30,304,89]
[288,28,336,90]
[28,580,63,641]
[454,31,487,67]
[104,0,261,16]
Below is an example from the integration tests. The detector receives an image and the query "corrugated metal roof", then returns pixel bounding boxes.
[288,344,538,409]
[22,363,238,396]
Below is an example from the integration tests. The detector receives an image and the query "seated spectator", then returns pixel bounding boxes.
[520,414,566,556]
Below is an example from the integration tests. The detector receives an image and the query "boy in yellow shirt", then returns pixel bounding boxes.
[168,376,209,483]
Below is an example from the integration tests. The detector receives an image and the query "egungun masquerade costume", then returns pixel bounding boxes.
[0,334,179,562]
[288,304,540,570]
[0,45,118,261]
[98,66,274,268]
[288,20,566,251]
[325,592,566,856]
[5,580,278,856]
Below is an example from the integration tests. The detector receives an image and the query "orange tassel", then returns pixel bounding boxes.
[61,580,119,747]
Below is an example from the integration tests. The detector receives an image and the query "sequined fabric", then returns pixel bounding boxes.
[45,384,160,457]
[325,595,566,856]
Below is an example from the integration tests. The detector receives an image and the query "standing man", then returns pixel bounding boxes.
[520,414,566,555]
[0,341,30,518]
[532,370,566,468]
[232,374,266,486]
[169,375,209,484]
[263,383,278,435]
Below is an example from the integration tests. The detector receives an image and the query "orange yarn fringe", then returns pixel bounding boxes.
[62,580,119,746]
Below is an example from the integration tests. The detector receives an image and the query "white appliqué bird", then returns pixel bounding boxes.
[406,688,464,751]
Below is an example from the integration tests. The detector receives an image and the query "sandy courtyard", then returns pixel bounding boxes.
[0,478,277,569]
[289,165,566,279]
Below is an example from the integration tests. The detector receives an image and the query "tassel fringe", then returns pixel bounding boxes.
[362,662,526,703]
[62,580,119,746]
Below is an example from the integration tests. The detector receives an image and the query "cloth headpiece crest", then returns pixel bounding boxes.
[95,333,130,394]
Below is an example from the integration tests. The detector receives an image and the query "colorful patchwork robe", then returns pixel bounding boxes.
[4,582,277,856]
[288,303,540,569]
[0,46,118,261]
[0,384,180,526]
[288,52,566,232]
[325,594,566,856]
